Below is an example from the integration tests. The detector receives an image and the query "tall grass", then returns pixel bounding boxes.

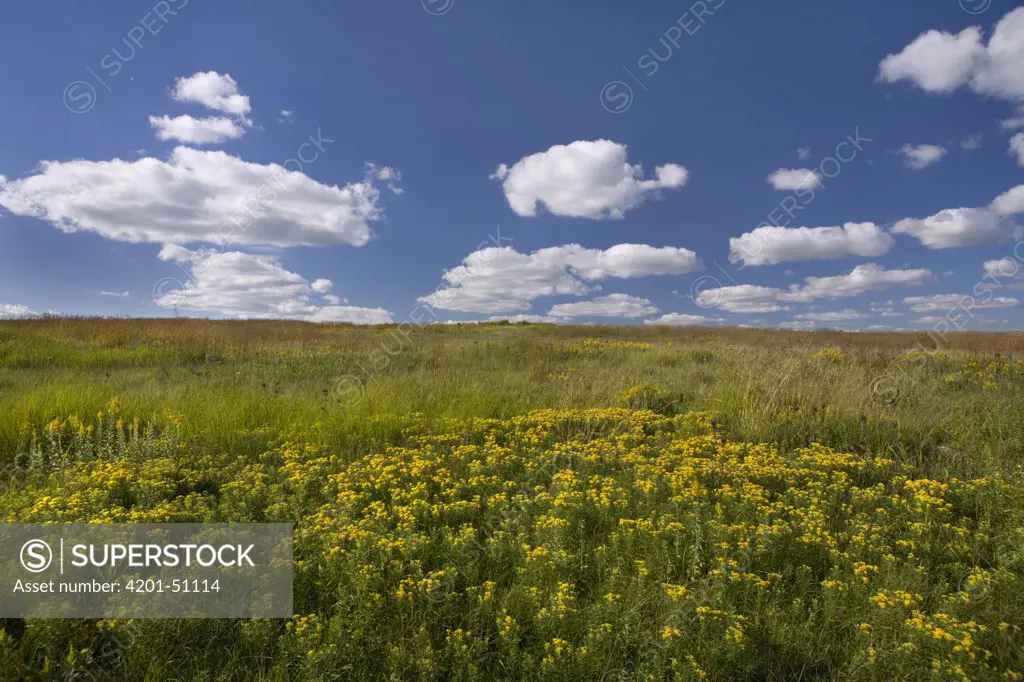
[2,319,1023,478]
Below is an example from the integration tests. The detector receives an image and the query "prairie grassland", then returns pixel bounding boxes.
[0,319,1022,680]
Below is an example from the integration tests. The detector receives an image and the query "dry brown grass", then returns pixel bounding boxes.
[4,316,1023,355]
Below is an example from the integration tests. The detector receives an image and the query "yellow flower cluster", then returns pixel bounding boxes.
[561,337,654,353]
[943,356,1024,391]
[2,405,1022,679]
[813,347,847,362]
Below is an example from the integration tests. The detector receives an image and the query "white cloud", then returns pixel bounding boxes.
[793,309,868,322]
[991,184,1024,216]
[899,143,947,169]
[729,222,893,266]
[149,115,248,144]
[485,314,560,324]
[766,168,822,191]
[306,306,392,324]
[490,139,688,219]
[547,294,659,319]
[914,313,1000,326]
[789,264,932,302]
[696,285,786,314]
[893,208,1011,248]
[1003,106,1024,130]
[419,243,701,314]
[365,163,404,195]
[878,27,985,94]
[568,243,702,279]
[978,257,1024,292]
[0,303,38,318]
[157,244,192,262]
[279,110,294,123]
[983,257,1021,280]
[644,313,723,326]
[170,71,251,117]
[870,301,904,317]
[100,290,129,297]
[696,264,932,312]
[877,8,1024,102]
[796,147,811,160]
[891,184,1024,249]
[1010,133,1024,166]
[892,208,1011,250]
[903,293,1019,312]
[0,147,395,248]
[155,246,392,323]
[972,8,1024,101]
[961,133,983,150]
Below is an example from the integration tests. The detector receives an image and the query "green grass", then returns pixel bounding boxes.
[2,320,1023,476]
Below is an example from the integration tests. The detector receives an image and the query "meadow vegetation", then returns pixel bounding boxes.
[0,318,1022,680]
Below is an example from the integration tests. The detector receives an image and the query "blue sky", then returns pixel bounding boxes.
[1,0,1023,330]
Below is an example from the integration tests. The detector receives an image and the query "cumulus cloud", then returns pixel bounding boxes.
[892,208,1012,248]
[983,257,1015,277]
[568,243,702,279]
[776,320,818,330]
[418,243,701,313]
[305,306,392,324]
[981,258,1024,290]
[155,246,392,323]
[0,303,38,318]
[789,264,932,302]
[891,184,1024,248]
[1003,106,1024,130]
[365,163,404,195]
[149,115,248,144]
[170,71,251,117]
[696,285,785,314]
[870,301,904,317]
[696,264,932,313]
[0,146,396,248]
[490,139,688,219]
[485,314,560,324]
[766,168,822,191]
[961,133,983,150]
[1010,133,1024,166]
[878,27,985,93]
[903,293,1019,312]
[877,8,1024,102]
[153,72,253,143]
[899,143,947,169]
[644,313,723,326]
[793,309,869,322]
[729,222,893,266]
[547,294,659,319]
[100,290,130,297]
[990,184,1024,216]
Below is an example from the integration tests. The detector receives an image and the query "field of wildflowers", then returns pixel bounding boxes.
[0,319,1022,680]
